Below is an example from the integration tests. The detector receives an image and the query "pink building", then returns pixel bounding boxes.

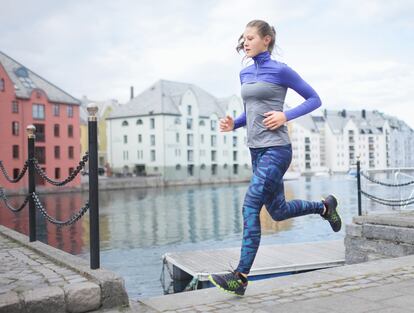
[0,51,81,193]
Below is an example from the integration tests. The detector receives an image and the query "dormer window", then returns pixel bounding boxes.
[122,120,129,126]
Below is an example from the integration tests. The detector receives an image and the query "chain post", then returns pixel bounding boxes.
[357,156,362,216]
[27,125,37,241]
[87,103,100,269]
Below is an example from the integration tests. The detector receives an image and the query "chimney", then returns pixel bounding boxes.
[130,86,134,100]
[361,109,366,119]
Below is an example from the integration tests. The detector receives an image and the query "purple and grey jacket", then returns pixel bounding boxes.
[233,50,321,148]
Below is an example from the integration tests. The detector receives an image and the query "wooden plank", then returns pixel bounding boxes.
[163,240,345,281]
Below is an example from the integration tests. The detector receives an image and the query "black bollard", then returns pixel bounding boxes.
[87,104,100,269]
[357,158,362,216]
[27,125,37,242]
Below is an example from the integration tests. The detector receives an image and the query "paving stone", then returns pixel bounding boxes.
[22,286,65,313]
[0,291,22,313]
[64,282,101,313]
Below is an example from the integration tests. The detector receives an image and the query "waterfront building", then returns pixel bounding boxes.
[106,79,251,182]
[0,51,81,191]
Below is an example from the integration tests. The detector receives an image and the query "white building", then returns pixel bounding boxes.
[106,80,251,182]
[289,114,326,174]
[322,109,414,172]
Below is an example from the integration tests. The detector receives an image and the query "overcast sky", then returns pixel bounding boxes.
[1,0,413,126]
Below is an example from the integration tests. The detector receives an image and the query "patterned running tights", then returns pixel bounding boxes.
[235,144,325,274]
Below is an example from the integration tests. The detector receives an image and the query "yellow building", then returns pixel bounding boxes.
[80,97,121,171]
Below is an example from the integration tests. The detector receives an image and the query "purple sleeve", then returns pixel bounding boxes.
[280,65,321,121]
[233,112,246,129]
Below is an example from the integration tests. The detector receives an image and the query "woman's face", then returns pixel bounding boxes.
[243,27,270,58]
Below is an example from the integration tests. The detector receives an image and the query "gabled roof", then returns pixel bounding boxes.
[108,79,225,119]
[0,51,80,105]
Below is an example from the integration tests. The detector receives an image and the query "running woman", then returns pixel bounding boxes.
[209,20,341,296]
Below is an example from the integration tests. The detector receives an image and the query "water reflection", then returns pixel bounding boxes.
[1,175,413,299]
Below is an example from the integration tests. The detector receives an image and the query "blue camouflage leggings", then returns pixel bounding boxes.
[236,144,324,274]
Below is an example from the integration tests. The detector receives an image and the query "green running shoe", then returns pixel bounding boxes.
[208,271,248,296]
[322,194,342,232]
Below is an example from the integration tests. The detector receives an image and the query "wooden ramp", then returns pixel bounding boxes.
[163,240,345,282]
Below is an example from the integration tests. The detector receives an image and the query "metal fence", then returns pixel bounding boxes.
[0,104,101,269]
[356,159,414,216]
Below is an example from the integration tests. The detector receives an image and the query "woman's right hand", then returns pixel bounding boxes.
[219,115,234,132]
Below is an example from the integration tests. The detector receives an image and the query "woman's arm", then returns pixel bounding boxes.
[280,65,321,121]
[233,112,246,129]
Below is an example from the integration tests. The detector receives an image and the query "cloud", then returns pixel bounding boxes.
[1,0,413,127]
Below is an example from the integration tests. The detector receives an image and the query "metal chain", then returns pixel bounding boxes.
[31,192,90,226]
[0,160,29,183]
[0,188,30,212]
[361,190,414,207]
[360,171,414,187]
[32,152,89,186]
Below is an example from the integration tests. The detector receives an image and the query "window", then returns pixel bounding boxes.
[69,167,74,175]
[187,134,193,146]
[212,164,217,175]
[176,164,181,170]
[68,125,73,137]
[12,101,19,113]
[233,164,238,174]
[123,151,129,160]
[150,118,155,129]
[210,120,217,131]
[122,120,129,126]
[174,117,181,125]
[53,104,60,116]
[187,118,193,130]
[187,105,192,115]
[12,145,19,159]
[233,151,238,162]
[68,146,74,159]
[233,136,237,147]
[0,78,4,91]
[137,119,143,125]
[138,134,142,143]
[54,146,60,159]
[35,147,46,164]
[54,124,60,137]
[211,135,217,147]
[12,122,19,136]
[32,104,45,120]
[187,150,193,162]
[124,135,128,144]
[33,124,45,142]
[211,150,217,162]
[200,134,204,144]
[55,168,61,179]
[151,150,156,161]
[199,120,205,126]
[176,133,180,143]
[223,136,227,144]
[67,105,73,118]
[150,135,156,146]
[187,164,194,176]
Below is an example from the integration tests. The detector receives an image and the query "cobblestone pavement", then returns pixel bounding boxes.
[0,234,88,295]
[139,255,414,312]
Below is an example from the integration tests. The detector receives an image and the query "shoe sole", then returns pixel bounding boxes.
[208,274,245,297]
[322,194,342,232]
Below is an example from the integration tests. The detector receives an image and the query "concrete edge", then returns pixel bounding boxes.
[141,254,414,311]
[0,225,129,310]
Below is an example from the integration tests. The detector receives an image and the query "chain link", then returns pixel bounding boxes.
[361,190,414,207]
[32,152,89,186]
[360,171,414,187]
[32,192,90,226]
[0,160,29,183]
[0,188,30,212]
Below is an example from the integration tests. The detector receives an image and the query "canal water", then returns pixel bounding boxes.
[0,175,410,299]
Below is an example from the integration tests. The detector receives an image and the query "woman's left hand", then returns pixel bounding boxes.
[263,111,287,130]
